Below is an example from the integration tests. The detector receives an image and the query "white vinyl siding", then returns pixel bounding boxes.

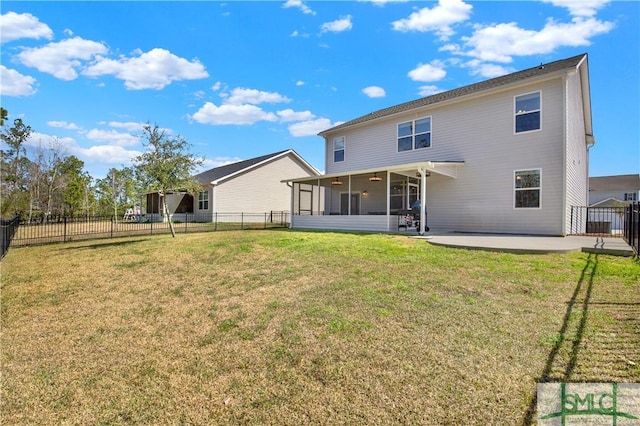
[564,69,590,233]
[323,76,566,235]
[214,154,313,213]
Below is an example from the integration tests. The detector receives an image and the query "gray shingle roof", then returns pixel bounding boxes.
[193,150,290,185]
[589,174,640,192]
[319,53,587,136]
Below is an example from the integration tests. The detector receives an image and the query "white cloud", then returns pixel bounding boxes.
[83,48,209,90]
[360,0,410,6]
[417,85,443,97]
[48,121,80,130]
[463,17,614,63]
[223,87,291,105]
[288,118,334,137]
[191,102,278,125]
[0,65,37,96]
[27,131,141,169]
[542,0,610,17]
[17,37,108,80]
[81,144,142,165]
[291,30,311,38]
[0,11,53,43]
[408,60,447,82]
[465,60,513,78]
[283,0,315,15]
[296,80,305,86]
[212,81,222,91]
[277,109,315,122]
[199,156,242,172]
[106,121,146,132]
[392,0,472,40]
[362,86,386,98]
[86,129,140,147]
[321,15,353,33]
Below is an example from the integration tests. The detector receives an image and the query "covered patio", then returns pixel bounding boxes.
[286,161,464,234]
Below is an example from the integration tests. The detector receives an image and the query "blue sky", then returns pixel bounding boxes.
[1,0,638,179]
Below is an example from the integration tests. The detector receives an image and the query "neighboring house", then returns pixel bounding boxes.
[286,53,594,236]
[588,174,640,206]
[586,174,640,233]
[147,149,319,221]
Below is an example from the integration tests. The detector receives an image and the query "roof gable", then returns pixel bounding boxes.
[320,53,587,136]
[194,149,318,185]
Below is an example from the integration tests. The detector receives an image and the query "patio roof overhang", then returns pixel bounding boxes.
[282,160,465,184]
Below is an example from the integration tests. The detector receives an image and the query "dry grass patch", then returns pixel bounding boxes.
[1,230,638,424]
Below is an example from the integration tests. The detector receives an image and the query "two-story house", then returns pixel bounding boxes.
[286,53,593,236]
[589,174,640,206]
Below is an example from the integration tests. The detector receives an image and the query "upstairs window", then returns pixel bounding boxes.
[198,191,209,210]
[398,117,431,152]
[624,192,637,202]
[333,136,345,162]
[514,169,541,208]
[515,91,541,133]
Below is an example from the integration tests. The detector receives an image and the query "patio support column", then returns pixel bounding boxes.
[348,175,352,215]
[386,170,391,232]
[288,182,294,221]
[418,166,428,235]
[317,178,321,215]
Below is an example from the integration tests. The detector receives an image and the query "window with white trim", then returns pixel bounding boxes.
[515,91,541,133]
[514,169,541,208]
[398,117,431,152]
[198,190,209,210]
[333,136,345,162]
[624,192,637,202]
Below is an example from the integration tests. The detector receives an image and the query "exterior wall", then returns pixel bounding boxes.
[214,154,313,213]
[292,214,392,232]
[195,187,213,219]
[564,68,590,234]
[323,76,569,235]
[590,190,640,205]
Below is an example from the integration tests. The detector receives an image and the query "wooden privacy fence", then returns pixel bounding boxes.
[9,212,290,248]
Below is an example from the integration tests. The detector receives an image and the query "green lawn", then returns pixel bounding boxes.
[1,230,638,425]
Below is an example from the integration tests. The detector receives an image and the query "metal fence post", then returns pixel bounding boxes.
[241,212,244,230]
[110,216,114,239]
[63,216,68,242]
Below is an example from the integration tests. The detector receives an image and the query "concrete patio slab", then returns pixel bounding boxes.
[411,232,635,256]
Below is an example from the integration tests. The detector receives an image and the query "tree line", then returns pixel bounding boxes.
[1,108,202,237]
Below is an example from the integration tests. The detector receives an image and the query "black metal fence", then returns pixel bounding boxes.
[1,215,21,259]
[9,211,290,248]
[624,202,639,256]
[570,204,639,257]
[569,206,627,236]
